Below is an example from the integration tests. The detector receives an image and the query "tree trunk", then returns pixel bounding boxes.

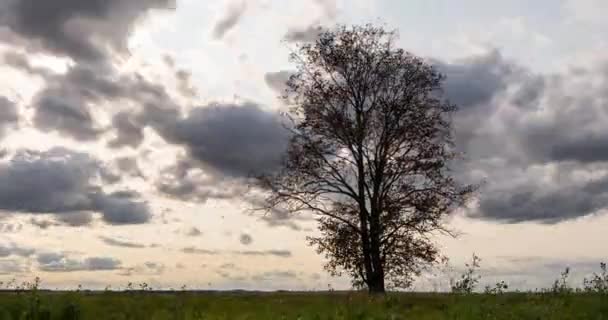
[367,270,386,294]
[358,214,374,289]
[368,212,386,294]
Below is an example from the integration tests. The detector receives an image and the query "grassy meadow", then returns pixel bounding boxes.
[0,289,606,319]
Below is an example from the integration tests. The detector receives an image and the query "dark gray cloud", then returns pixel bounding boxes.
[239,233,253,245]
[549,135,608,163]
[155,159,248,203]
[144,102,289,204]
[0,148,152,225]
[28,63,178,142]
[0,1,186,151]
[37,252,121,272]
[285,25,324,43]
[108,112,145,148]
[107,102,179,150]
[441,50,608,223]
[2,50,181,145]
[92,192,150,224]
[475,175,608,223]
[0,0,175,62]
[435,50,518,109]
[513,70,608,165]
[212,1,247,40]
[56,211,94,227]
[0,97,19,139]
[264,70,294,94]
[32,88,102,141]
[161,103,289,177]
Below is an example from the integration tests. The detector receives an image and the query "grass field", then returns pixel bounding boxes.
[0,290,606,319]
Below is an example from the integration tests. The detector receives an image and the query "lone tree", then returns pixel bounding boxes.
[258,24,475,294]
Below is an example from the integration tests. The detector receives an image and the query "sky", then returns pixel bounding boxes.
[0,0,606,291]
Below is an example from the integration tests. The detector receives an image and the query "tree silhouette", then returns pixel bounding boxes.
[258,24,476,294]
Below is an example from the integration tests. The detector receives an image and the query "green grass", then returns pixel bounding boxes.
[0,290,606,319]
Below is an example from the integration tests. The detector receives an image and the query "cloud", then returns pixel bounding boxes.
[29,218,60,230]
[114,157,145,179]
[1,51,53,77]
[438,49,608,223]
[29,213,92,228]
[99,236,147,249]
[264,70,294,94]
[0,97,19,139]
[119,261,166,276]
[0,222,23,233]
[219,263,237,270]
[434,49,518,109]
[92,192,151,225]
[285,25,324,43]
[239,233,253,245]
[0,148,152,225]
[109,101,179,150]
[251,270,298,281]
[108,112,146,148]
[32,88,103,141]
[212,1,247,40]
[181,247,219,255]
[27,62,179,143]
[159,103,289,178]
[147,102,289,203]
[283,0,335,43]
[0,259,28,275]
[156,158,248,203]
[245,194,310,230]
[185,227,202,237]
[0,0,175,62]
[56,211,94,227]
[180,247,292,258]
[175,70,197,98]
[234,250,292,258]
[0,244,35,258]
[37,252,121,272]
[475,175,608,223]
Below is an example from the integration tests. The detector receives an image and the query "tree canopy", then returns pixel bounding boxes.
[258,24,476,293]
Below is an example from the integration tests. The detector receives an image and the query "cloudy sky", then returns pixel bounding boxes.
[0,0,606,291]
